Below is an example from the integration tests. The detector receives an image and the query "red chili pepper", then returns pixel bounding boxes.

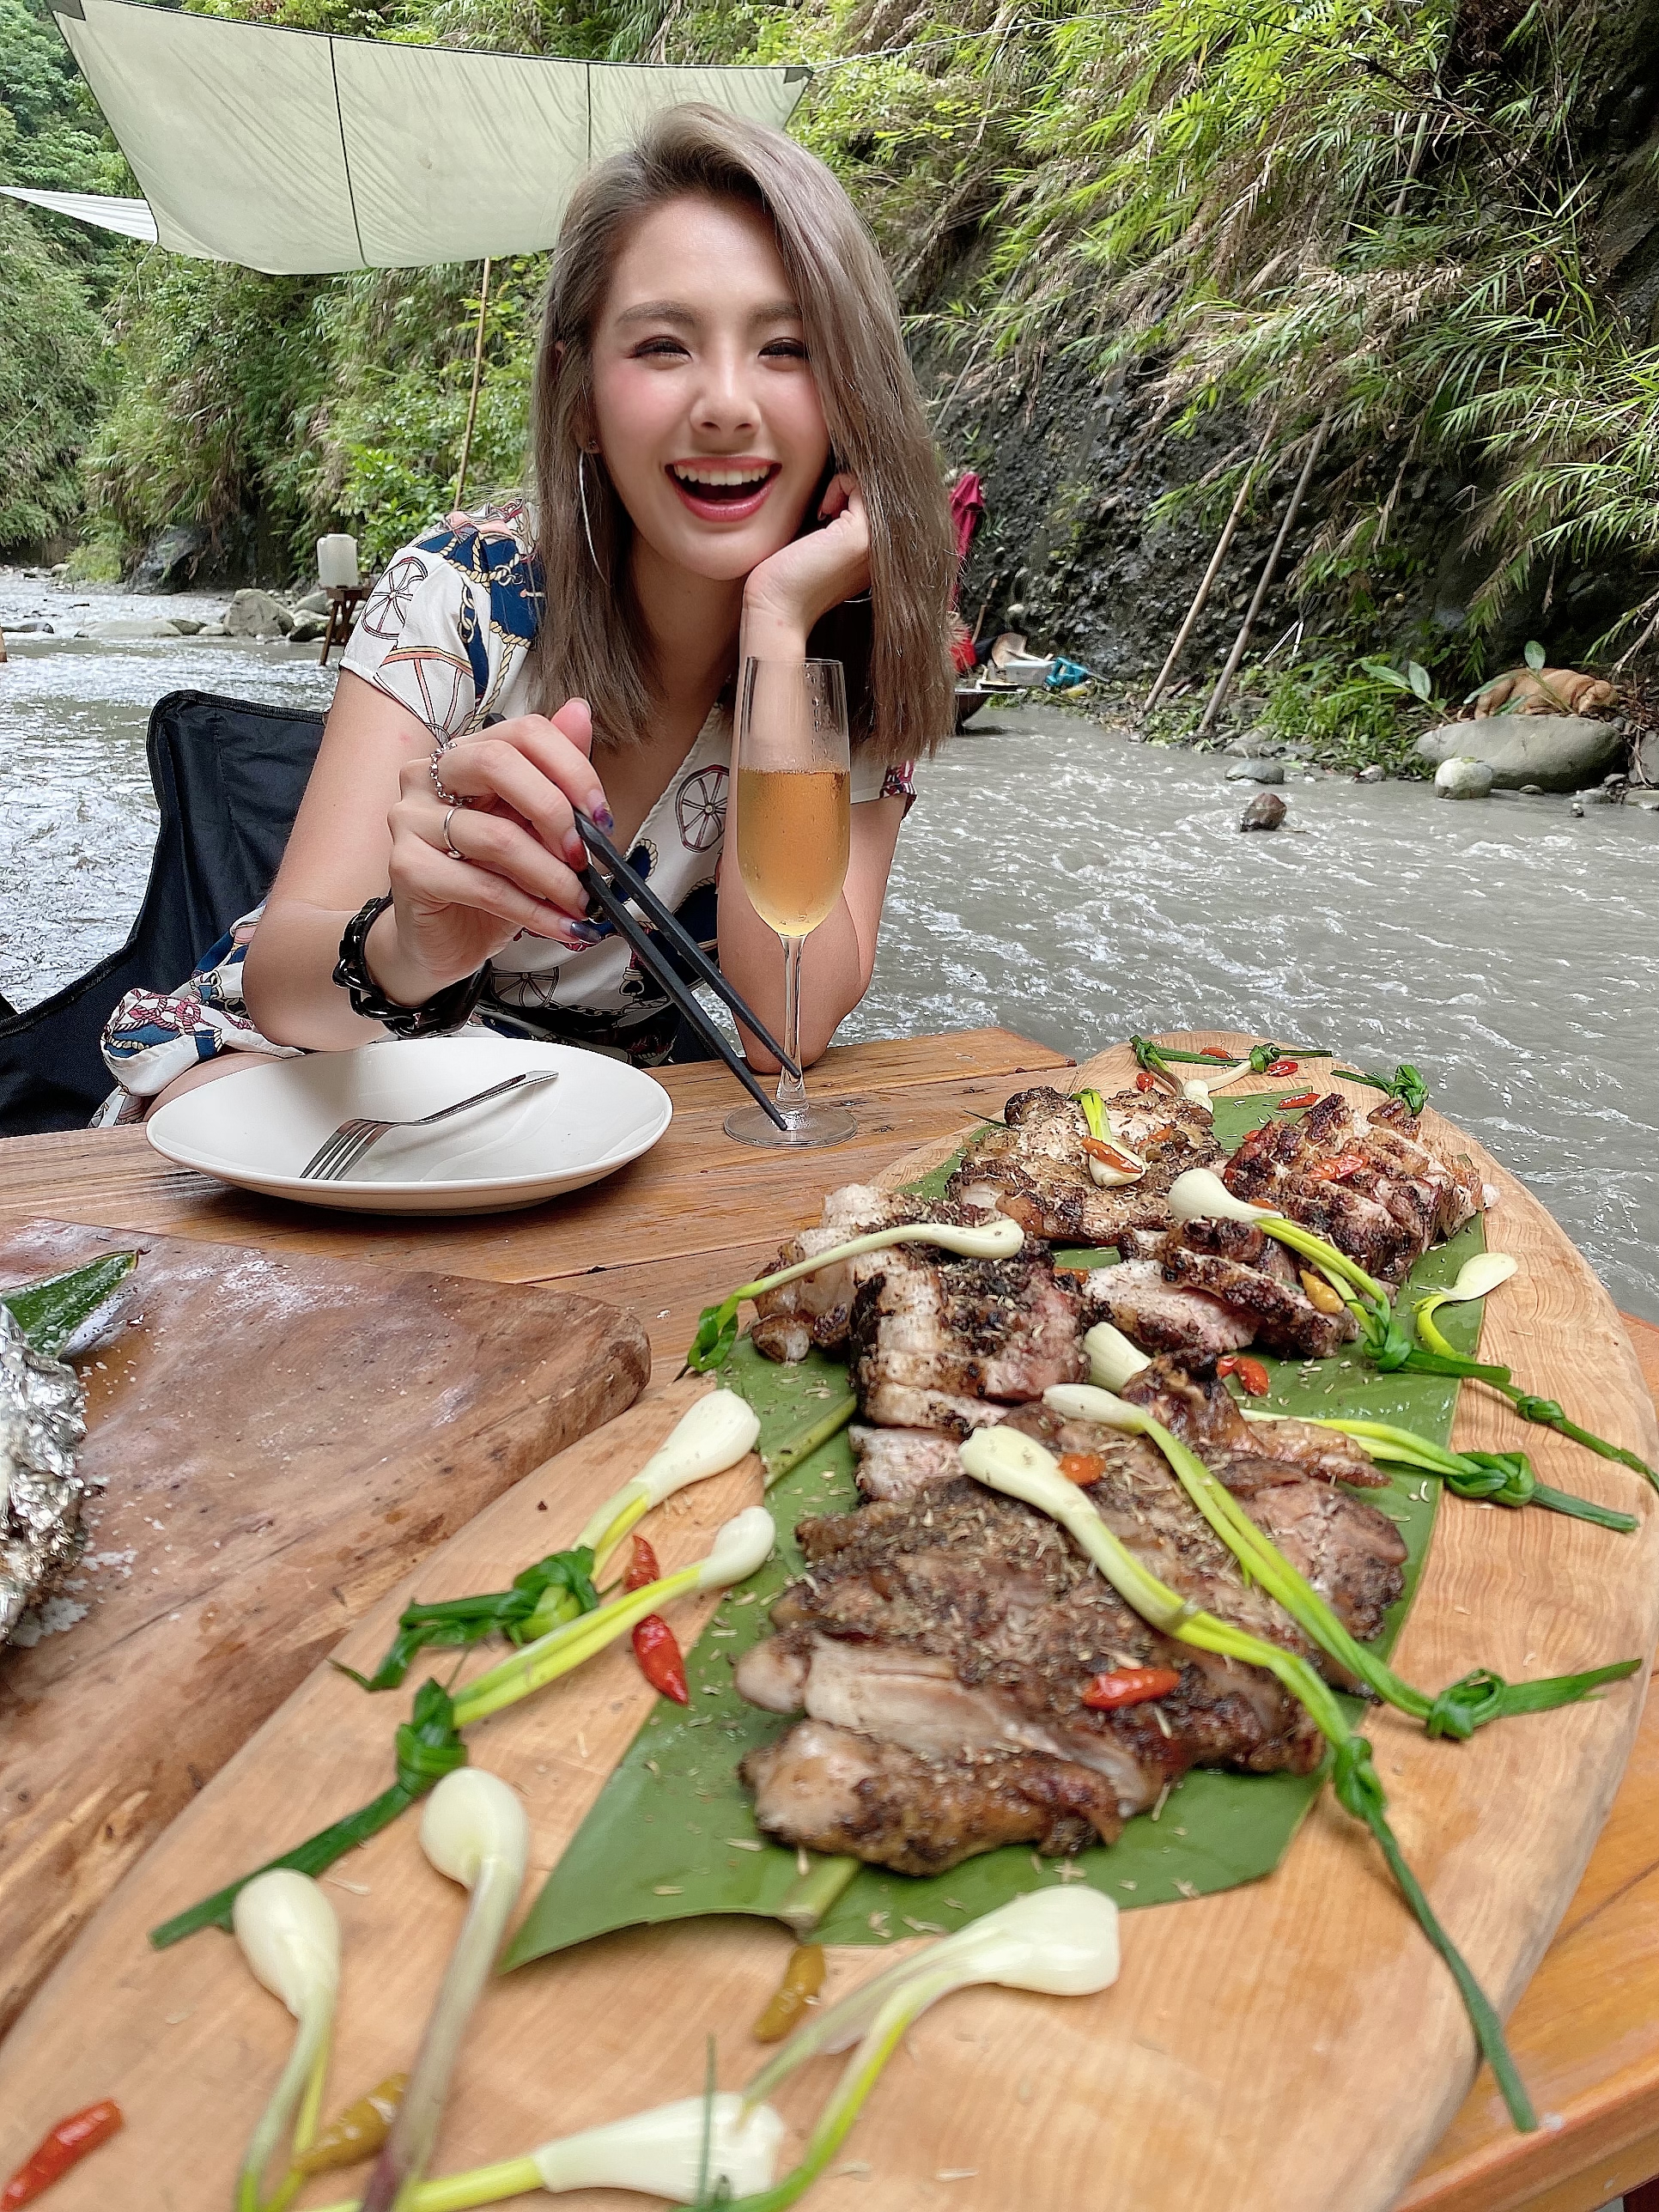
[3,2102,123,2209]
[1304,1150,1368,1184]
[1057,1449,1109,1486]
[632,1614,689,1705]
[1278,1089,1320,1109]
[1266,1058,1297,1076]
[1134,1070,1157,1092]
[1082,1666,1182,1711]
[1217,1353,1272,1396]
[624,1534,661,1593]
[1199,1047,1234,1060]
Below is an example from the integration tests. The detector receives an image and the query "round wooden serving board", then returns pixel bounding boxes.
[1,1036,1654,2212]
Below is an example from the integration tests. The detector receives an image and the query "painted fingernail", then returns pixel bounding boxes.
[557,920,605,947]
[563,830,586,865]
[592,802,615,832]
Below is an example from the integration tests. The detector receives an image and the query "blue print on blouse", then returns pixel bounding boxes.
[415,516,546,649]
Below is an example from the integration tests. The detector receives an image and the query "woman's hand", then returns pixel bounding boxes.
[368,698,611,1006]
[742,471,870,641]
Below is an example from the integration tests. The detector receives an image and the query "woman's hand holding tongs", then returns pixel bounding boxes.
[368,699,612,1006]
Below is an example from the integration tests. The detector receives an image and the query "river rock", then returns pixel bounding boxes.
[167,616,204,635]
[1240,792,1287,831]
[287,611,327,643]
[225,588,293,639]
[1225,759,1284,784]
[294,588,331,615]
[1356,764,1386,781]
[1415,714,1623,792]
[131,522,207,593]
[88,617,185,641]
[1435,756,1495,800]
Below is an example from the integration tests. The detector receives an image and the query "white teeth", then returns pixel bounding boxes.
[672,465,771,489]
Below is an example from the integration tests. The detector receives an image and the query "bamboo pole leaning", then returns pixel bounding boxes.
[453,257,493,514]
[1194,408,1334,742]
[1143,425,1275,712]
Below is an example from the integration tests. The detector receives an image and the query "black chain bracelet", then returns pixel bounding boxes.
[332,894,489,1037]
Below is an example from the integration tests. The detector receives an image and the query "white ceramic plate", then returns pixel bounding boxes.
[145,1036,672,1213]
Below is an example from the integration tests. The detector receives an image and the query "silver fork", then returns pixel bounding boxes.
[298,1070,558,1182]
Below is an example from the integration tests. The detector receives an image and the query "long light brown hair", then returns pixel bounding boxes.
[529,103,955,763]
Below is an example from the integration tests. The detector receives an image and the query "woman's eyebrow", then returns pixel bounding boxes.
[612,299,805,329]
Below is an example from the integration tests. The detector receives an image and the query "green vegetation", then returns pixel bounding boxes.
[9,0,1659,736]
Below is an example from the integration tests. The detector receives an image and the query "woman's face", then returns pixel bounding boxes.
[587,192,833,586]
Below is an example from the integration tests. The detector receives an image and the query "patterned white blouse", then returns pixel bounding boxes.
[94,497,913,1111]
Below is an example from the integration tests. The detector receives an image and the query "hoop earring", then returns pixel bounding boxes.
[577,450,604,582]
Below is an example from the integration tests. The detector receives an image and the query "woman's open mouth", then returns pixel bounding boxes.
[666,459,781,525]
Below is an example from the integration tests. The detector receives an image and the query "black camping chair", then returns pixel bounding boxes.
[0,690,326,1137]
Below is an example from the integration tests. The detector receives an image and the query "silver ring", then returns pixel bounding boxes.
[429,739,468,809]
[441,805,465,862]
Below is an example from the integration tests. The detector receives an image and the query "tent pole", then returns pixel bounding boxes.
[453,256,493,513]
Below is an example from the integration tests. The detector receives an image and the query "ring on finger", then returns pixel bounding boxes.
[441,804,466,863]
[429,739,469,809]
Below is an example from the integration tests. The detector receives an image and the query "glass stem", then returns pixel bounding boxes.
[775,933,807,1119]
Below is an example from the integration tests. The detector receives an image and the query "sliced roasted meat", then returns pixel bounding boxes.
[848,1246,1085,1436]
[997,1405,1320,1662]
[1158,1245,1357,1358]
[750,1184,998,1363]
[1078,1256,1257,1360]
[1223,1093,1483,1283]
[1081,1214,1353,1363]
[734,1480,1323,1850]
[850,1425,963,1499]
[742,1720,1122,1873]
[947,1086,1222,1246]
[1121,1358,1407,1642]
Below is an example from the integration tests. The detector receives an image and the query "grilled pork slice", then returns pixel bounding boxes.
[734,1481,1323,1861]
[1121,1358,1407,1642]
[1223,1093,1483,1283]
[850,1425,965,1500]
[947,1086,1222,1246]
[742,1720,1122,1873]
[1088,1218,1357,1363]
[1078,1257,1257,1360]
[997,1405,1322,1658]
[750,1185,996,1363]
[848,1247,1085,1436]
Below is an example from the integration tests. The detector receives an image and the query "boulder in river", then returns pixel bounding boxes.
[1225,758,1285,784]
[225,588,294,639]
[1416,714,1623,792]
[1434,756,1495,800]
[1240,791,1287,830]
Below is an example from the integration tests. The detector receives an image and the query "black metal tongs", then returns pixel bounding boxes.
[559,810,799,1130]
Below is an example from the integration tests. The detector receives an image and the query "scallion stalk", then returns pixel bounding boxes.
[960,1425,1540,2130]
[684,1219,1025,1374]
[232,1870,342,2212]
[1043,1383,1638,1739]
[359,1771,530,2212]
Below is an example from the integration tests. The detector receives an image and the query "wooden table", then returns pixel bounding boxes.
[3,1024,1658,2212]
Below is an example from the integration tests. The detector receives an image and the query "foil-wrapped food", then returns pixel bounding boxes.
[1,1299,91,1646]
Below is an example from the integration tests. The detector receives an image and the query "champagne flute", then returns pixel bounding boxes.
[723,657,858,1148]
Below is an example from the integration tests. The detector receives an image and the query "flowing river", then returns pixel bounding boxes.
[5,573,1656,1324]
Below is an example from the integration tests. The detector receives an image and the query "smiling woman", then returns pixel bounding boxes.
[94,106,957,1121]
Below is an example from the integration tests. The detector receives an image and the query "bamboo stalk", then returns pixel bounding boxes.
[1194,408,1333,741]
[452,256,493,513]
[1144,426,1273,712]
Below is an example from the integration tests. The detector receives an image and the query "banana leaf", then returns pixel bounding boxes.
[506,1092,1485,1968]
[2,1252,138,1357]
